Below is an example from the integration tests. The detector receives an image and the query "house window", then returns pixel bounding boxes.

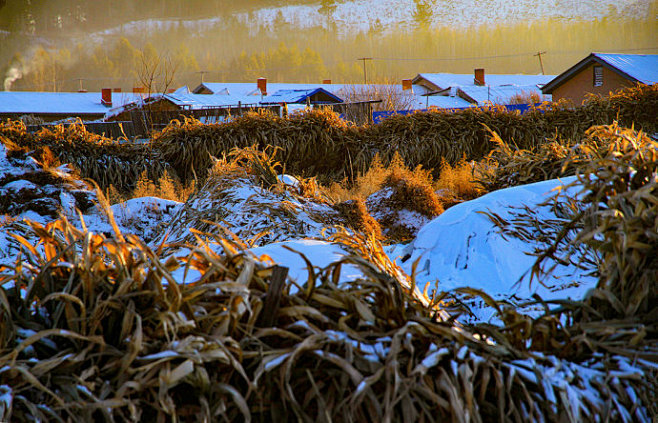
[593,66,603,87]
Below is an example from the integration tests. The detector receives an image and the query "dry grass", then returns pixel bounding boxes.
[507,90,542,105]
[333,199,382,239]
[132,170,195,203]
[436,158,485,202]
[0,199,655,421]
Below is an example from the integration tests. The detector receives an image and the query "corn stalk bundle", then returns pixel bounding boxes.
[477,128,612,191]
[151,85,657,189]
[0,121,173,193]
[153,110,366,184]
[568,123,658,324]
[483,123,658,325]
[0,209,655,421]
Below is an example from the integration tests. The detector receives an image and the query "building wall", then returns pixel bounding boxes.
[551,63,635,105]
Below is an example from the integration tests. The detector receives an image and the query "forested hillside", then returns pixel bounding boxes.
[1,0,656,92]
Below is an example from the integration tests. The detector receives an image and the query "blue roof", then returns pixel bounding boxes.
[260,88,343,104]
[593,53,658,85]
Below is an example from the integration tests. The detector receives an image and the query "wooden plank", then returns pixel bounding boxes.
[259,265,289,327]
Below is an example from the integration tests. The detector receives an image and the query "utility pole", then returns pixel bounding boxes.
[357,57,372,84]
[534,51,546,75]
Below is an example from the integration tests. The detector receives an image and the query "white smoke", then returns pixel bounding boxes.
[3,66,23,91]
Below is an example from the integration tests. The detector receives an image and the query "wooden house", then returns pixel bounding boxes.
[541,53,658,105]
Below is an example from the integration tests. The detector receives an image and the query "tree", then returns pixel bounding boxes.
[318,0,336,18]
[413,0,434,28]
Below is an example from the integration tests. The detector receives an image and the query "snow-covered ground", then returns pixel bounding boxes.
[393,176,593,321]
[0,139,596,323]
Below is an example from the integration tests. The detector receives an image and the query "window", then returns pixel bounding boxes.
[593,66,603,87]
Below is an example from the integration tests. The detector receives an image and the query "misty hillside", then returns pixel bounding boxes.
[1,0,656,92]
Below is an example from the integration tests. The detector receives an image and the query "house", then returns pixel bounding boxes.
[541,53,658,104]
[260,88,343,105]
[0,90,142,123]
[412,69,554,106]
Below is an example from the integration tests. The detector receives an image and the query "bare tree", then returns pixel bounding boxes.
[136,49,179,134]
[138,49,178,96]
[342,80,417,112]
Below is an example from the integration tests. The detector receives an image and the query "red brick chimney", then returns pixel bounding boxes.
[402,79,412,91]
[322,79,332,84]
[133,87,146,94]
[257,77,267,95]
[113,88,122,93]
[474,69,485,86]
[101,88,112,106]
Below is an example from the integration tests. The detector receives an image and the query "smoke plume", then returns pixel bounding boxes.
[3,66,23,91]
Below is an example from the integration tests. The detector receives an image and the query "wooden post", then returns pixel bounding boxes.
[260,266,288,327]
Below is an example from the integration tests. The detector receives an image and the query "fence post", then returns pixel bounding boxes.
[259,265,289,327]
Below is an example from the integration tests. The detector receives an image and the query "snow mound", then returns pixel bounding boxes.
[160,173,343,247]
[396,176,595,320]
[366,186,436,240]
[82,196,183,244]
[0,143,96,224]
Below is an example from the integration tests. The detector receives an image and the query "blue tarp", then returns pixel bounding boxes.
[372,103,542,124]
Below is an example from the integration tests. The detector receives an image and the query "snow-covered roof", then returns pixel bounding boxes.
[593,53,658,84]
[456,85,549,105]
[0,91,143,115]
[194,82,346,96]
[104,92,266,119]
[413,73,556,91]
[260,88,343,104]
[542,53,658,93]
[164,92,263,108]
[411,95,473,110]
[192,82,411,97]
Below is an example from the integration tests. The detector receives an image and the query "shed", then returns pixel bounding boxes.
[0,91,141,123]
[260,88,343,105]
[541,53,658,105]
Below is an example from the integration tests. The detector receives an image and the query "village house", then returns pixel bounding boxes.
[0,89,142,123]
[541,53,658,105]
[412,69,554,107]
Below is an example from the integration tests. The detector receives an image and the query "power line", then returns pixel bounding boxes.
[367,52,536,62]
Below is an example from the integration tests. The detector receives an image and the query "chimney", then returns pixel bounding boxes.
[113,88,122,93]
[101,88,112,106]
[322,79,332,84]
[402,79,412,91]
[474,68,485,86]
[133,87,146,94]
[257,77,267,96]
